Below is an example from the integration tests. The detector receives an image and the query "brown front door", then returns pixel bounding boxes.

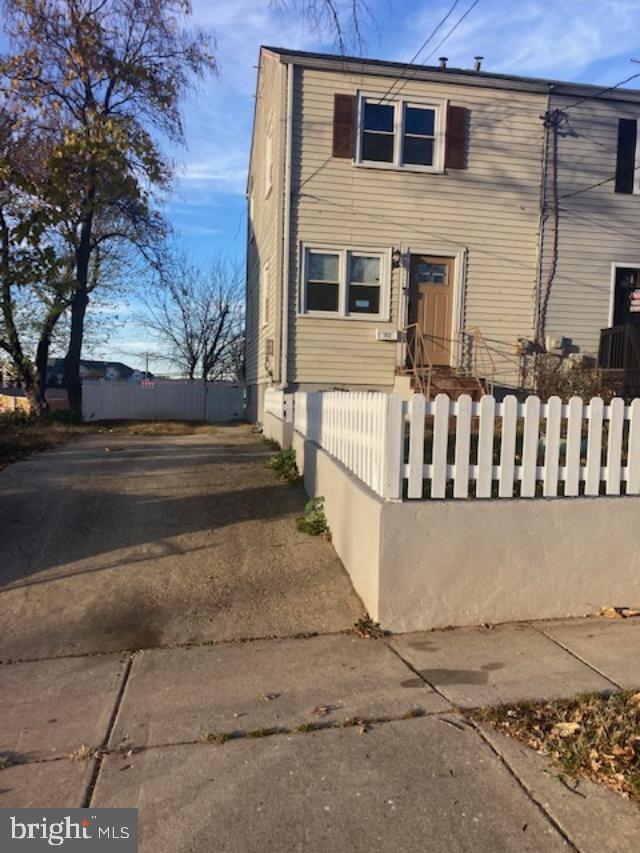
[409,255,455,366]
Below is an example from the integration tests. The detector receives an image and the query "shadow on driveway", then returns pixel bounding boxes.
[0,425,363,659]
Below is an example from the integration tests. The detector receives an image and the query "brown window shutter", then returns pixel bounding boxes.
[332,94,355,159]
[615,118,637,194]
[445,105,468,170]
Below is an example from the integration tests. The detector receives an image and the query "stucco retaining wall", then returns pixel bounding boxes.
[293,430,640,631]
[379,497,640,632]
[263,411,294,449]
[293,430,382,620]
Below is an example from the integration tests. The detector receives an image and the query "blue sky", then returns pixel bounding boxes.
[6,0,640,369]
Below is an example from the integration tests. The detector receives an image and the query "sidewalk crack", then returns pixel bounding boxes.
[470,721,582,852]
[530,624,623,691]
[81,653,135,808]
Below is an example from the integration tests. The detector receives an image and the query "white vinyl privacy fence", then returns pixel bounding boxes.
[82,380,245,423]
[292,391,640,501]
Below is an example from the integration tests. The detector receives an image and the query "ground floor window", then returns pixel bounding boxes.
[301,244,390,320]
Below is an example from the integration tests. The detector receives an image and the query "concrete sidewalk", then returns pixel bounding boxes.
[2,617,639,851]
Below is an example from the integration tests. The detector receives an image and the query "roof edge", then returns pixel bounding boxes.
[263,45,640,104]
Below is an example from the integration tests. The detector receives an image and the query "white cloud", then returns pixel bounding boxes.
[171,0,317,197]
[176,223,223,237]
[407,0,640,79]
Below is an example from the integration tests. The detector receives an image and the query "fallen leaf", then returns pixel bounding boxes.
[600,606,640,619]
[257,693,279,703]
[312,705,330,718]
[552,722,581,737]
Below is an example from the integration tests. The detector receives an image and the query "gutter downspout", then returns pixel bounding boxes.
[279,61,294,390]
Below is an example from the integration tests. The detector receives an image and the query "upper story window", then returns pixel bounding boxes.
[615,118,640,194]
[356,93,446,173]
[300,244,390,320]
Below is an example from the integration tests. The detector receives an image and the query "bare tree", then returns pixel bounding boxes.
[272,0,377,53]
[140,253,244,381]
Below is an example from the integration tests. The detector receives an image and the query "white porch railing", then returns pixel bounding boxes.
[291,391,640,501]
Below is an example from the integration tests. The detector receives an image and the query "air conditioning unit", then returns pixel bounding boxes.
[545,335,564,354]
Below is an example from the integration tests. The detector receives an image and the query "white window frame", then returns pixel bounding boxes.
[299,243,391,321]
[355,92,447,174]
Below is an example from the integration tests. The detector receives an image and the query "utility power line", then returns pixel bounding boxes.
[383,0,482,105]
[376,1,460,106]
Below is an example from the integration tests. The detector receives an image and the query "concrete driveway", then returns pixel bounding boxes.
[0,424,363,660]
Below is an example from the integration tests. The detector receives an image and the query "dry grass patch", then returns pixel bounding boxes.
[471,691,640,802]
[0,413,88,471]
[95,420,219,436]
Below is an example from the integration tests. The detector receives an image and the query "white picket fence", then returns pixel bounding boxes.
[291,391,640,501]
[82,380,245,423]
[295,391,390,495]
[264,388,294,422]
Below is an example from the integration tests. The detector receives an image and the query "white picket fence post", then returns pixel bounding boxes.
[291,388,640,502]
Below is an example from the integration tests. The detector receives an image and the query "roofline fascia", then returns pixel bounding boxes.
[266,47,640,105]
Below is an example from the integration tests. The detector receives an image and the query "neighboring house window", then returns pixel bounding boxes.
[264,125,273,198]
[615,118,640,194]
[356,93,446,172]
[301,245,390,320]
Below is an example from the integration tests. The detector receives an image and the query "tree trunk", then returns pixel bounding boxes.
[0,211,48,415]
[34,301,68,411]
[63,210,93,415]
[22,376,47,416]
[63,286,89,413]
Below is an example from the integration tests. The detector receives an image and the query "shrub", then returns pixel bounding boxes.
[296,497,328,536]
[266,447,301,483]
[534,354,619,402]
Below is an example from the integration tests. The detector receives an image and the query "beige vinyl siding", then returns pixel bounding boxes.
[540,95,640,355]
[245,51,286,388]
[288,67,546,388]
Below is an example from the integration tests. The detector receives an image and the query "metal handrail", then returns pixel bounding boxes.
[401,324,433,399]
[470,327,496,396]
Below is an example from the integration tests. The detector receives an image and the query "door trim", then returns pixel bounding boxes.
[609,261,640,327]
[398,245,467,368]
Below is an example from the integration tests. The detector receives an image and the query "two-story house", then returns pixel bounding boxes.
[245,46,640,421]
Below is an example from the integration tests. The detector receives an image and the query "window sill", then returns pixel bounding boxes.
[297,311,391,323]
[354,160,445,175]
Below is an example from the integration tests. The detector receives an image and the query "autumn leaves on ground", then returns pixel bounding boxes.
[473,691,640,802]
